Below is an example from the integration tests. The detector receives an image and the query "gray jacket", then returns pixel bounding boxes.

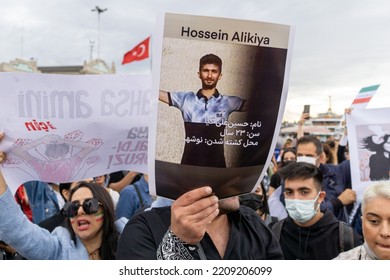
[334,243,375,260]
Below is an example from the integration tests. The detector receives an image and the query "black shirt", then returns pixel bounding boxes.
[116,205,284,260]
[38,212,66,232]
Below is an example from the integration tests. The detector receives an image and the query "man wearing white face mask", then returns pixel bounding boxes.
[296,135,356,223]
[271,162,363,259]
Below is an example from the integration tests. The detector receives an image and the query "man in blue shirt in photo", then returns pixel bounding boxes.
[159,54,247,167]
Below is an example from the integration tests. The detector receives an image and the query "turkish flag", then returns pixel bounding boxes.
[122,37,150,65]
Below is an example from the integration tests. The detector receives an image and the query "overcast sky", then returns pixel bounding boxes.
[1,0,390,121]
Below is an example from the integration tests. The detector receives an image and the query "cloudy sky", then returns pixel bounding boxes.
[1,0,390,121]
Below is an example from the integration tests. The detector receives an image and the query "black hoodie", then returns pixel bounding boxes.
[275,210,363,260]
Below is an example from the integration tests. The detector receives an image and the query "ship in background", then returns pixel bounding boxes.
[279,96,343,146]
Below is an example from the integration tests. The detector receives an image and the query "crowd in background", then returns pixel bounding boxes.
[0,109,389,260]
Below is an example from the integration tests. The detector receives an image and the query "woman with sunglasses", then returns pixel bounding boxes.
[0,133,119,259]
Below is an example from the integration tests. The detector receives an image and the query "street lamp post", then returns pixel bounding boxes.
[89,41,95,61]
[91,6,107,60]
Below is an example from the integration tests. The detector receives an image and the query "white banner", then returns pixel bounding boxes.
[0,72,151,193]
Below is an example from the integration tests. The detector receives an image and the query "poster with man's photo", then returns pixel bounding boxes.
[148,13,294,199]
[347,107,390,202]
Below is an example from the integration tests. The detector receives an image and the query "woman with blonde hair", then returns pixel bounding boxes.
[335,181,390,260]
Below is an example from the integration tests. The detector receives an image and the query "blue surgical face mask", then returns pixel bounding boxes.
[285,191,321,224]
[296,156,318,166]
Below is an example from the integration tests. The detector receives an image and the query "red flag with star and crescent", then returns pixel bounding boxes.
[122,36,150,65]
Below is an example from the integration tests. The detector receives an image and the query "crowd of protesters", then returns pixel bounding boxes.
[1,52,390,262]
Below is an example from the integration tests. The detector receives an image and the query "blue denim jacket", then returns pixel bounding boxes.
[115,175,153,220]
[23,181,60,224]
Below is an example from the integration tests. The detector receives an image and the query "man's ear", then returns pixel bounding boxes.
[319,191,326,203]
[319,152,326,164]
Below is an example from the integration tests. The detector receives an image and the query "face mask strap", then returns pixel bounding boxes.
[313,191,322,211]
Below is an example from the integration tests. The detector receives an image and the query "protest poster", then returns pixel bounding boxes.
[346,107,390,203]
[350,84,380,109]
[148,13,294,199]
[0,72,151,193]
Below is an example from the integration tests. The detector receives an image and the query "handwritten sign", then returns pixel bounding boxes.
[0,72,151,193]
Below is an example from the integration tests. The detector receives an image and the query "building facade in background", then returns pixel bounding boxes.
[0,58,115,74]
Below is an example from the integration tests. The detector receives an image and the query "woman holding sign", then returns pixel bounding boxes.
[0,132,120,259]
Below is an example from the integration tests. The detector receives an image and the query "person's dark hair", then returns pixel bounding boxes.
[259,181,270,216]
[279,162,323,191]
[297,135,323,155]
[59,183,72,201]
[322,143,335,164]
[362,134,390,152]
[199,54,222,72]
[67,181,118,260]
[326,140,336,149]
[281,147,297,163]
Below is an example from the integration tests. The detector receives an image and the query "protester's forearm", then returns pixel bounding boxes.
[159,90,169,104]
[109,171,139,192]
[297,120,304,139]
[0,170,6,195]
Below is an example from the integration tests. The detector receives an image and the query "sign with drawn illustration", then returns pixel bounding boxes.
[347,107,390,203]
[0,72,151,193]
[148,13,294,199]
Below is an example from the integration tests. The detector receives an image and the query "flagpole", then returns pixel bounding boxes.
[91,6,107,60]
[149,36,153,73]
[20,21,24,59]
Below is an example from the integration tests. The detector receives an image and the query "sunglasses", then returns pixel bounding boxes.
[63,197,102,218]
